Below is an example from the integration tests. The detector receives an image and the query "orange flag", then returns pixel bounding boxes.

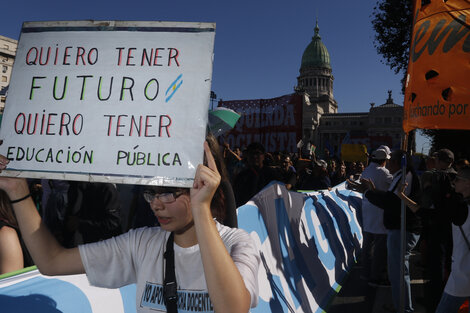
[403,0,470,132]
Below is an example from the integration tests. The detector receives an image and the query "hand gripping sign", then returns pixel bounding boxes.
[0,21,215,187]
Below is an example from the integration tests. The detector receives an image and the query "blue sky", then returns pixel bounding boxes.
[0,0,429,152]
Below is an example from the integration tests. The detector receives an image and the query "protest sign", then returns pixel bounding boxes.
[0,21,215,187]
[219,94,302,153]
[341,144,367,163]
[403,1,470,132]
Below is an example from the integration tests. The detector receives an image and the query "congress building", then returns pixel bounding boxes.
[295,21,404,155]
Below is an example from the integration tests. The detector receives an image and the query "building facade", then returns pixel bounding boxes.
[0,35,18,113]
[295,22,404,156]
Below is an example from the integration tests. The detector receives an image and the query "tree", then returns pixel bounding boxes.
[371,0,416,152]
[421,129,470,160]
[371,0,413,78]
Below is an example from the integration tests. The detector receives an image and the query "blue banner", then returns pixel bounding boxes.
[237,182,362,313]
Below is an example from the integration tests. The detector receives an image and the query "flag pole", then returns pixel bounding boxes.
[399,132,408,313]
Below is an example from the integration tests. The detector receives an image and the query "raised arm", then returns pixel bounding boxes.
[190,142,252,313]
[396,182,420,213]
[0,156,84,275]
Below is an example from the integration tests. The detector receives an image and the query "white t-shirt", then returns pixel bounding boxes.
[445,204,470,297]
[361,163,393,234]
[79,221,260,312]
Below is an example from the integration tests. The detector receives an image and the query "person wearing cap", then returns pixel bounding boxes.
[378,145,391,156]
[233,142,281,206]
[397,166,470,313]
[419,148,458,311]
[359,148,393,287]
[349,150,422,313]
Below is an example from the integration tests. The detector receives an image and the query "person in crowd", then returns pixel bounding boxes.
[63,182,123,247]
[397,166,470,313]
[378,145,391,156]
[348,150,422,313]
[263,152,275,167]
[223,143,243,184]
[0,190,33,274]
[128,184,160,229]
[271,151,282,167]
[0,139,260,313]
[425,154,437,170]
[278,155,297,190]
[355,162,365,176]
[233,142,280,206]
[327,159,337,182]
[358,149,393,287]
[298,159,331,191]
[287,153,297,174]
[41,179,70,244]
[455,158,470,171]
[323,148,332,162]
[331,162,347,186]
[419,148,457,312]
[346,162,357,179]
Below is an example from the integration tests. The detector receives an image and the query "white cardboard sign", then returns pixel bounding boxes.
[0,21,215,187]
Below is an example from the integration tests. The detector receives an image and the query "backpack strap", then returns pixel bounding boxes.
[164,232,178,313]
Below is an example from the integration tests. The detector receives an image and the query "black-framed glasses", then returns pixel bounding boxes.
[143,190,185,203]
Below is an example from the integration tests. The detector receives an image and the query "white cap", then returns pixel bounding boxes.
[378,145,391,156]
[371,149,390,160]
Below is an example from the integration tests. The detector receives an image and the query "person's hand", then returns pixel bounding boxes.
[360,178,376,191]
[347,178,375,193]
[190,141,221,214]
[397,182,408,197]
[0,155,29,198]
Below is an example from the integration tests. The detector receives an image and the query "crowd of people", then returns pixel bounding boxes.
[348,147,470,313]
[224,142,364,206]
[224,140,470,313]
[0,138,469,313]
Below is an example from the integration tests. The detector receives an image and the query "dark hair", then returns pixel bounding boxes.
[145,134,227,223]
[246,142,265,154]
[0,190,18,228]
[390,150,415,173]
[204,133,227,222]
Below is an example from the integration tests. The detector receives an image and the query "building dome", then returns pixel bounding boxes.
[301,21,331,69]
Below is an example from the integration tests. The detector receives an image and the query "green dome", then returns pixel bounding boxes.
[301,22,331,69]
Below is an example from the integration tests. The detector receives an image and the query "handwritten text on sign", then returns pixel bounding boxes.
[0,21,215,186]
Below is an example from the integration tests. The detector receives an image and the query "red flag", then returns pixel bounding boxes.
[218,94,302,152]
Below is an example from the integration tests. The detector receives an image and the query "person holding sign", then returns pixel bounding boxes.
[0,140,260,313]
